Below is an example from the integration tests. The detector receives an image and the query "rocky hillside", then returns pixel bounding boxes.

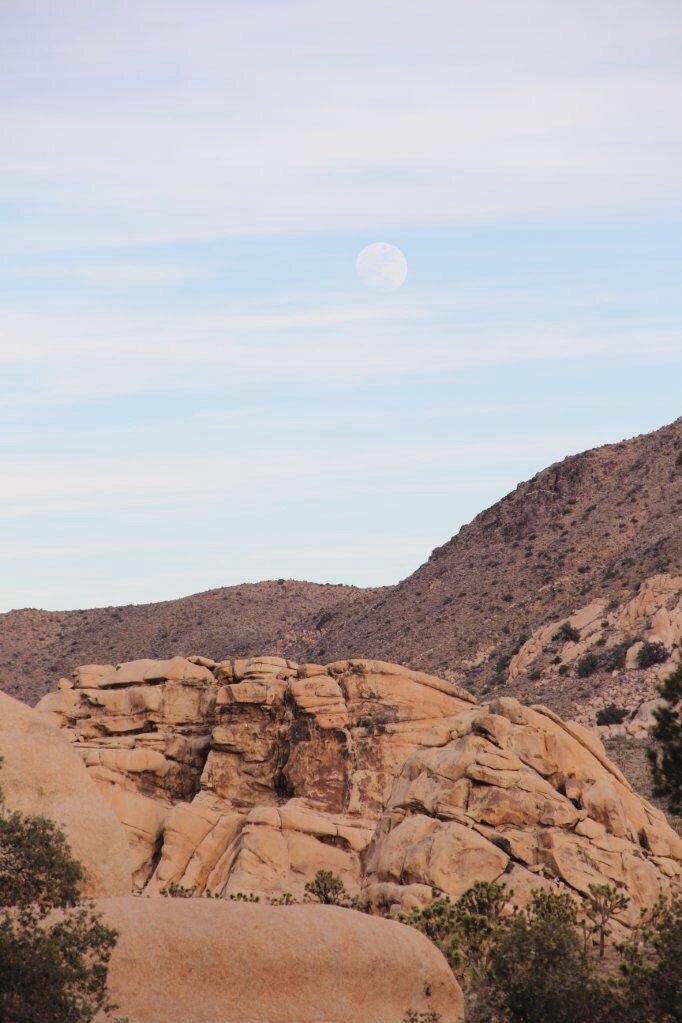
[0,580,376,705]
[311,417,682,689]
[38,654,681,922]
[1,417,680,708]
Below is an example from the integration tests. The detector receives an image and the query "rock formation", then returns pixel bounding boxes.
[38,655,681,919]
[507,572,682,731]
[95,898,463,1023]
[0,690,132,897]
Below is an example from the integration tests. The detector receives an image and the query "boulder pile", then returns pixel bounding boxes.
[38,655,681,917]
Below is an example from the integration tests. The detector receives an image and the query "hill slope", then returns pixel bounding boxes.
[1,417,680,706]
[312,417,681,684]
[0,581,377,705]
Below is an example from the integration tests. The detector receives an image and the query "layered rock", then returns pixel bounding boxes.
[0,690,132,897]
[39,656,475,895]
[363,696,681,919]
[95,897,463,1023]
[38,655,681,920]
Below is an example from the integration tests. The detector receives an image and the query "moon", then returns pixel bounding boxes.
[356,242,408,292]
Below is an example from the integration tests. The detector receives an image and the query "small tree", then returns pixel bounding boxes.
[304,870,352,906]
[584,883,630,959]
[486,909,616,1023]
[648,656,682,815]
[400,882,508,998]
[0,762,117,1023]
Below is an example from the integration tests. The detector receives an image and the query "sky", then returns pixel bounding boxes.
[1,0,681,611]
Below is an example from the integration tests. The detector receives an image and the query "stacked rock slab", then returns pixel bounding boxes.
[39,656,476,895]
[38,656,681,918]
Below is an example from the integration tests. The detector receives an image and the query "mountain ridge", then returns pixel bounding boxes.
[2,416,680,707]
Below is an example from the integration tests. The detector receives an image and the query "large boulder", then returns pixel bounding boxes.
[95,897,464,1023]
[0,690,132,897]
[364,696,682,919]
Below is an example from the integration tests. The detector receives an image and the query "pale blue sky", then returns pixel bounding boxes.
[1,1,681,610]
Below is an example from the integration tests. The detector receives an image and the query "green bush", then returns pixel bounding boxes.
[596,704,628,726]
[0,760,117,1022]
[577,653,599,677]
[602,641,630,671]
[304,870,353,907]
[636,641,669,669]
[399,881,670,1023]
[554,622,580,644]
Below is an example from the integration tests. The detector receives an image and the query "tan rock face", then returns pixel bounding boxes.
[38,656,681,920]
[364,695,681,917]
[95,897,464,1023]
[38,656,475,896]
[0,691,133,897]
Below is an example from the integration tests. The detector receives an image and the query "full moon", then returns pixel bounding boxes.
[356,242,408,292]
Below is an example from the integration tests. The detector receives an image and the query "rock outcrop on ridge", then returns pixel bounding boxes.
[504,572,682,729]
[95,898,463,1023]
[38,655,682,919]
[0,690,133,897]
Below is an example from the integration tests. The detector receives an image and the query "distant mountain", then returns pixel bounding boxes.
[0,581,377,705]
[1,417,680,708]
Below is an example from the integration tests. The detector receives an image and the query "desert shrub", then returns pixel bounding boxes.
[482,910,618,1023]
[268,891,297,906]
[596,704,628,726]
[616,894,682,1022]
[577,653,599,677]
[161,882,219,899]
[400,882,507,982]
[554,622,580,643]
[402,876,682,1023]
[558,664,569,676]
[0,760,117,1022]
[675,450,682,467]
[648,656,682,815]
[602,641,630,671]
[304,870,353,906]
[636,641,669,669]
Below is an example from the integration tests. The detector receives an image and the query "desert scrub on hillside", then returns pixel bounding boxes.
[400,880,680,1023]
[577,652,600,677]
[636,641,669,669]
[596,704,628,726]
[0,759,117,1022]
[554,622,581,643]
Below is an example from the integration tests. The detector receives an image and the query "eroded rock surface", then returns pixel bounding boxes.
[0,690,133,896]
[95,897,464,1023]
[38,656,681,918]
